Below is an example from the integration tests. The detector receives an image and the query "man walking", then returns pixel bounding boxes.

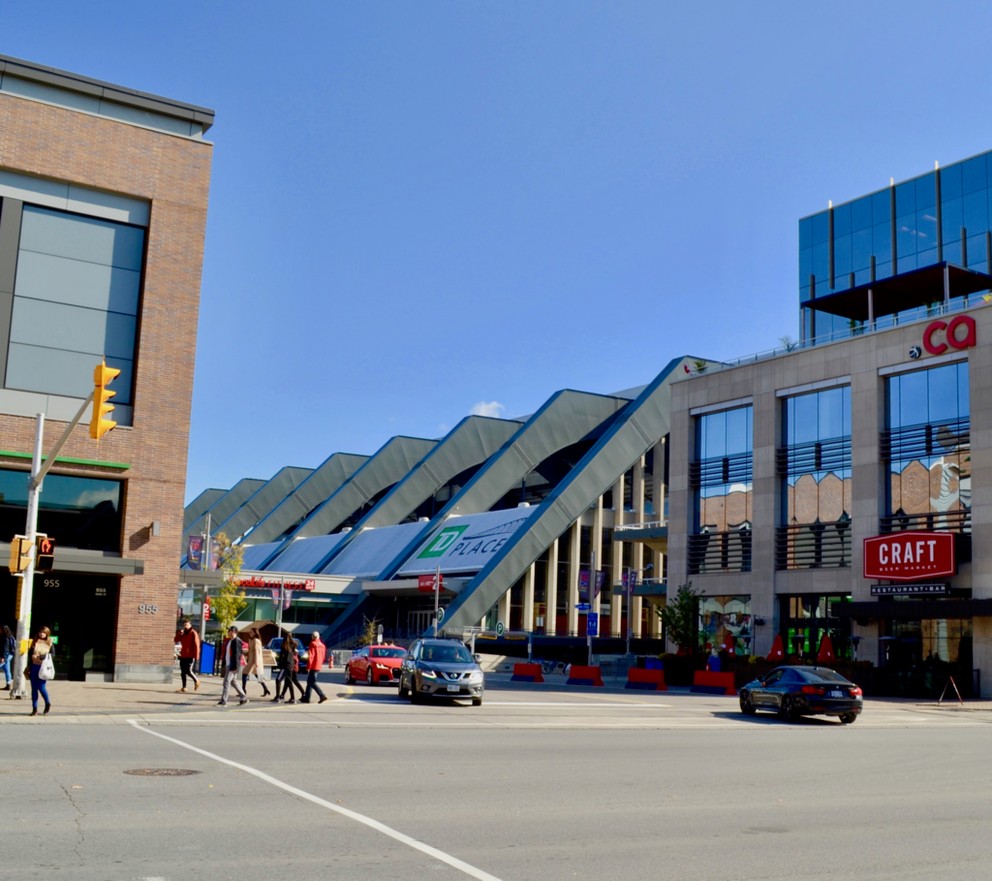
[219,626,249,706]
[301,631,328,704]
[174,619,200,693]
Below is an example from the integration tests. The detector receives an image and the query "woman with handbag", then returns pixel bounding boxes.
[275,634,305,703]
[25,624,54,716]
[241,629,271,698]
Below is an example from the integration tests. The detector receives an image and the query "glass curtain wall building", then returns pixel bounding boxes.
[800,150,992,344]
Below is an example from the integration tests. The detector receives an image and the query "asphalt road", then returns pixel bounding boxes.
[5,683,992,881]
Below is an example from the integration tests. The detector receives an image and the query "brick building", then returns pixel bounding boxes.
[0,55,213,681]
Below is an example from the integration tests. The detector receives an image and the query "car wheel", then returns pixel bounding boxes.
[397,676,409,698]
[839,712,858,724]
[366,668,375,686]
[410,680,424,703]
[345,665,355,684]
[472,696,482,707]
[740,693,756,715]
[779,696,798,721]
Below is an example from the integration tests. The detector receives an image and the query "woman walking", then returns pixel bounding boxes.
[1,624,15,689]
[242,629,271,697]
[274,634,305,703]
[25,625,54,716]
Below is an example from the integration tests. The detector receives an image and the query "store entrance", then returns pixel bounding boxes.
[878,617,973,697]
[30,574,119,680]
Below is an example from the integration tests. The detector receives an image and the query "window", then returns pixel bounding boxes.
[777,386,851,569]
[883,362,970,534]
[0,467,122,552]
[0,196,145,424]
[689,406,752,574]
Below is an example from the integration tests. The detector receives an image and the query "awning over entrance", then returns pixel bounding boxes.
[838,598,992,620]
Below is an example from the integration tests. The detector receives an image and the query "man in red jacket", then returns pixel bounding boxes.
[174,619,200,693]
[301,631,328,704]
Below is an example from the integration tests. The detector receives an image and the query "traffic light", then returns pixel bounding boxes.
[35,535,55,572]
[90,360,121,440]
[7,535,31,574]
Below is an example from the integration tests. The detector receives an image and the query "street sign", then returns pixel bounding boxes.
[495,620,505,637]
[575,602,590,612]
[418,573,443,592]
[437,607,445,623]
[587,612,598,637]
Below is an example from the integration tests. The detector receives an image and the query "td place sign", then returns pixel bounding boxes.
[863,532,956,582]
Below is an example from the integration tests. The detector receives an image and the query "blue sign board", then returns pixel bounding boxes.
[575,602,590,612]
[587,612,598,637]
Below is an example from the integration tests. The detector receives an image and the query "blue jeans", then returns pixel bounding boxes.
[29,663,50,710]
[2,652,11,686]
[304,669,326,701]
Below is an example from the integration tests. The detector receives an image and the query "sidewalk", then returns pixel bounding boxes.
[3,667,991,722]
[0,672,327,721]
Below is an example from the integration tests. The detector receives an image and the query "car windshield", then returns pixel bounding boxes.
[372,648,406,658]
[424,644,472,664]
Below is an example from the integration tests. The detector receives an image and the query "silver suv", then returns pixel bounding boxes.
[398,638,485,706]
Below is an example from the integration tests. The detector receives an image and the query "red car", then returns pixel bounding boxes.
[345,644,407,685]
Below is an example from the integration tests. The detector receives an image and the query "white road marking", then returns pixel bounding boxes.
[127,719,503,881]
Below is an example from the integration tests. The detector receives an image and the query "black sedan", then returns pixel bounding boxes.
[739,665,863,724]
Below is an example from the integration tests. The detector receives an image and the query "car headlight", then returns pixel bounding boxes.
[374,662,390,670]
[468,671,484,684]
[420,668,438,679]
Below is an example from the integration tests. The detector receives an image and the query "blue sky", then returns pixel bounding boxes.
[5,2,992,502]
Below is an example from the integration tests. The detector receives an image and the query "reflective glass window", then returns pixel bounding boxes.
[963,190,987,235]
[812,242,828,284]
[961,155,986,194]
[851,195,872,231]
[895,181,916,217]
[810,212,828,245]
[0,468,122,551]
[833,235,851,280]
[916,173,936,209]
[852,228,872,274]
[941,197,963,245]
[7,205,142,411]
[940,164,962,202]
[833,203,851,237]
[966,234,988,270]
[886,362,969,524]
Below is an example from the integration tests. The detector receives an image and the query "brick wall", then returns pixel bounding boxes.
[0,91,212,678]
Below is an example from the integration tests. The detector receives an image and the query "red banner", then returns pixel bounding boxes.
[863,532,956,582]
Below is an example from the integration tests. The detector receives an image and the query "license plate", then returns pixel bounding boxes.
[828,690,843,698]
[446,684,460,693]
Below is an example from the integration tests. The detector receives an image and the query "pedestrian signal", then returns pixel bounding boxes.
[35,536,56,572]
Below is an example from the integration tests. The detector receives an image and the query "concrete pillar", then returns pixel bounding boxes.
[546,538,559,636]
[567,520,581,636]
[522,562,535,632]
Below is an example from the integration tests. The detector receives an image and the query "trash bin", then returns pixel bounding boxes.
[199,641,215,675]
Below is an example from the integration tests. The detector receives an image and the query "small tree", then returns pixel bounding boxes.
[208,532,247,633]
[359,615,382,646]
[656,581,701,656]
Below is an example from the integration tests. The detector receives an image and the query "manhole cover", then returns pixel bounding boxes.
[123,768,201,777]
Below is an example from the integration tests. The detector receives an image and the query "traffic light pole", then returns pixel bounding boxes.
[10,395,93,700]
